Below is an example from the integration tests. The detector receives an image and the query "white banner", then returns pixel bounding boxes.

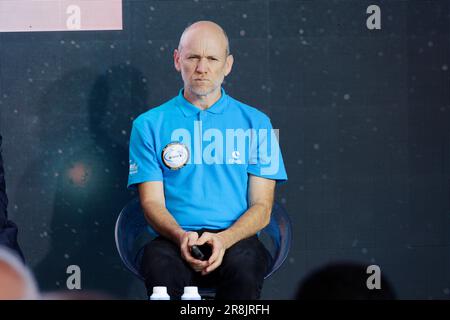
[0,0,123,32]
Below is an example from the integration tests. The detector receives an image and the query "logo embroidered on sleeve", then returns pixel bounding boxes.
[129,160,138,175]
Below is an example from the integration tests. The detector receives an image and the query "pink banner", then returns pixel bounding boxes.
[0,0,123,32]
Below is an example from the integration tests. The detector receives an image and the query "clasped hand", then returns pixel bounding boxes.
[180,231,226,275]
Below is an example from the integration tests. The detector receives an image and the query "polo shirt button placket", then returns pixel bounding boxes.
[199,111,208,135]
[196,112,204,164]
[199,111,205,122]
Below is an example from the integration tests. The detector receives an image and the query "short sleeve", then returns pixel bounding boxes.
[247,118,288,185]
[127,119,163,190]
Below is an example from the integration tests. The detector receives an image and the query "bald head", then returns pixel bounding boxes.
[174,20,234,103]
[178,21,230,56]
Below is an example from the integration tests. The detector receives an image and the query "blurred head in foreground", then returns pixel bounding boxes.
[296,262,396,300]
[0,246,39,299]
[40,290,115,300]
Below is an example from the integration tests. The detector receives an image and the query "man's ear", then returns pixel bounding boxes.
[174,49,181,72]
[224,54,234,77]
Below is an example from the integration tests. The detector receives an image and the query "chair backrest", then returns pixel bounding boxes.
[114,197,147,281]
[115,197,293,282]
[262,201,293,279]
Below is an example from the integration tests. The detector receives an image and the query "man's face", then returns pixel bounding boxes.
[174,28,233,97]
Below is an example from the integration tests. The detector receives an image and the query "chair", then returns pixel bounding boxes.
[114,197,293,294]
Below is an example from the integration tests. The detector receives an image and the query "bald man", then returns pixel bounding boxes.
[128,21,288,299]
[0,135,24,261]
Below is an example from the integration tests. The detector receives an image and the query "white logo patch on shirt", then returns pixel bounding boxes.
[230,150,242,164]
[162,142,189,170]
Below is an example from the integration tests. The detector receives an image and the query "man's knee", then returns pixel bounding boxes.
[141,239,185,276]
[216,246,268,300]
[140,238,193,297]
[220,243,269,282]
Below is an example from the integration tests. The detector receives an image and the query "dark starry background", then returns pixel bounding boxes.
[0,0,449,299]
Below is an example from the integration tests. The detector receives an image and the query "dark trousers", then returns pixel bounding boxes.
[0,134,24,261]
[141,229,272,300]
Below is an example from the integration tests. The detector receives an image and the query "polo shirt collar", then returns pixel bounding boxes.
[177,88,228,117]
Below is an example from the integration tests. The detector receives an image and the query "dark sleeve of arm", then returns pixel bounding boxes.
[0,135,8,223]
[0,135,24,261]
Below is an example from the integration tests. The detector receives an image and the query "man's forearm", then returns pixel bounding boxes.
[140,200,185,246]
[218,203,272,249]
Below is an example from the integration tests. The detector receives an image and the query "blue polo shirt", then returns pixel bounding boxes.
[128,88,287,231]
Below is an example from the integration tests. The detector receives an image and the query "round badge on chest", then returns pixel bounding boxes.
[161,142,190,170]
